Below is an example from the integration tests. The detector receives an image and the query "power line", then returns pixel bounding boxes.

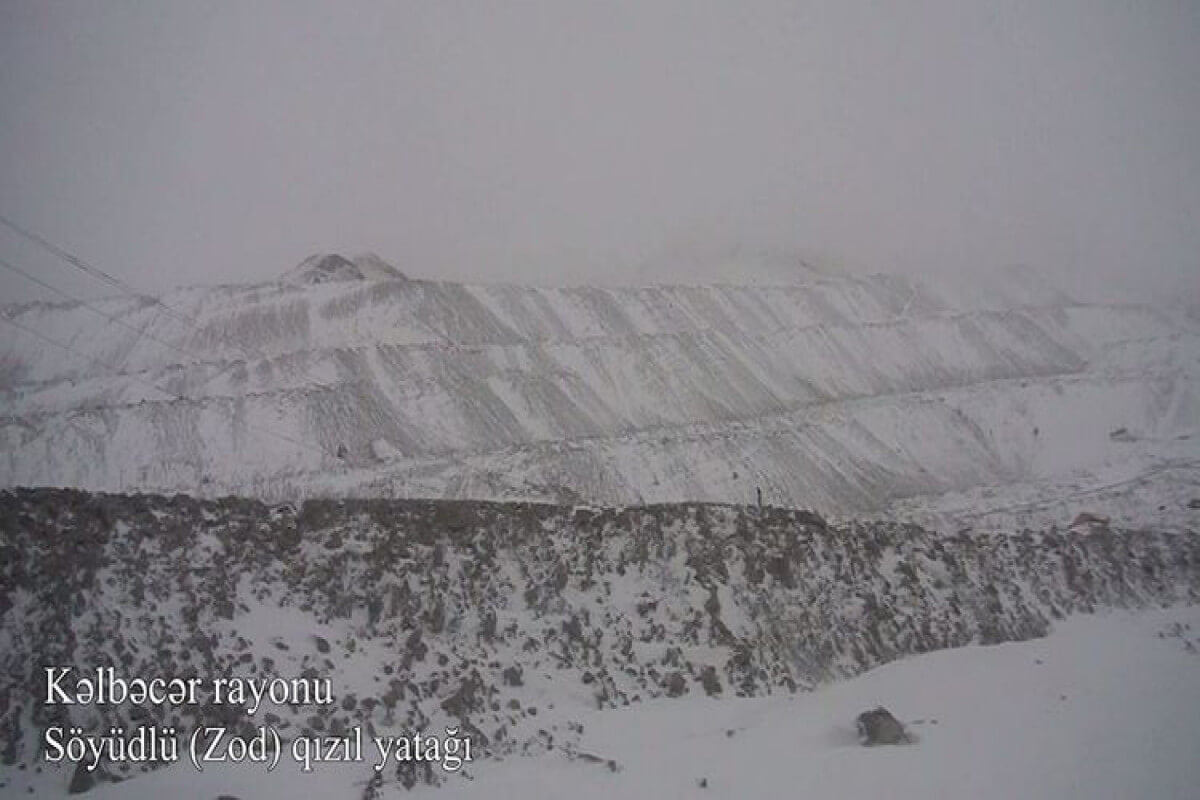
[0,212,350,466]
[0,212,131,296]
[0,254,231,377]
[0,253,249,397]
[0,313,331,460]
[0,212,330,387]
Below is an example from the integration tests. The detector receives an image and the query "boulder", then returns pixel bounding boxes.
[662,671,688,697]
[856,706,909,745]
[1069,512,1110,532]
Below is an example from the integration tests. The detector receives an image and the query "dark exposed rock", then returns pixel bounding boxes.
[1070,512,1110,530]
[67,762,95,794]
[502,665,524,687]
[699,665,722,696]
[441,673,484,717]
[856,707,909,745]
[662,671,688,697]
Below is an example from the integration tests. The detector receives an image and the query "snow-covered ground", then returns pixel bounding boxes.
[462,607,1199,800]
[8,606,1196,799]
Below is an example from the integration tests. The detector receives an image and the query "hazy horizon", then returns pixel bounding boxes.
[2,1,1198,305]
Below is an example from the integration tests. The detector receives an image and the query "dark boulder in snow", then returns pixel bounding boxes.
[502,665,524,687]
[662,671,688,697]
[1109,427,1133,442]
[67,762,96,794]
[856,706,909,745]
[1070,511,1110,531]
[699,665,723,696]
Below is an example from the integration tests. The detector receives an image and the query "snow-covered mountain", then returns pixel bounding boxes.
[281,253,408,286]
[2,257,1197,796]
[1,255,1197,531]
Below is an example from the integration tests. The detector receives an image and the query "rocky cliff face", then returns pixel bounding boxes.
[2,488,1196,790]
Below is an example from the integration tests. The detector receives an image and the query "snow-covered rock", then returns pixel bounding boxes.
[281,253,407,286]
[856,706,910,745]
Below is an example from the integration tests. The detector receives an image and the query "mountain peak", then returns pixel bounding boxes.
[281,252,406,285]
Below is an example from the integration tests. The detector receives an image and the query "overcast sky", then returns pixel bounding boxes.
[1,0,1197,304]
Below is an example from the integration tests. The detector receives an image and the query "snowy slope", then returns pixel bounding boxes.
[7,604,1198,799]
[1,255,1197,530]
[409,607,1200,800]
[1,488,1197,797]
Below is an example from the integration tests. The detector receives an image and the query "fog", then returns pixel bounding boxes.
[1,0,1197,305]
